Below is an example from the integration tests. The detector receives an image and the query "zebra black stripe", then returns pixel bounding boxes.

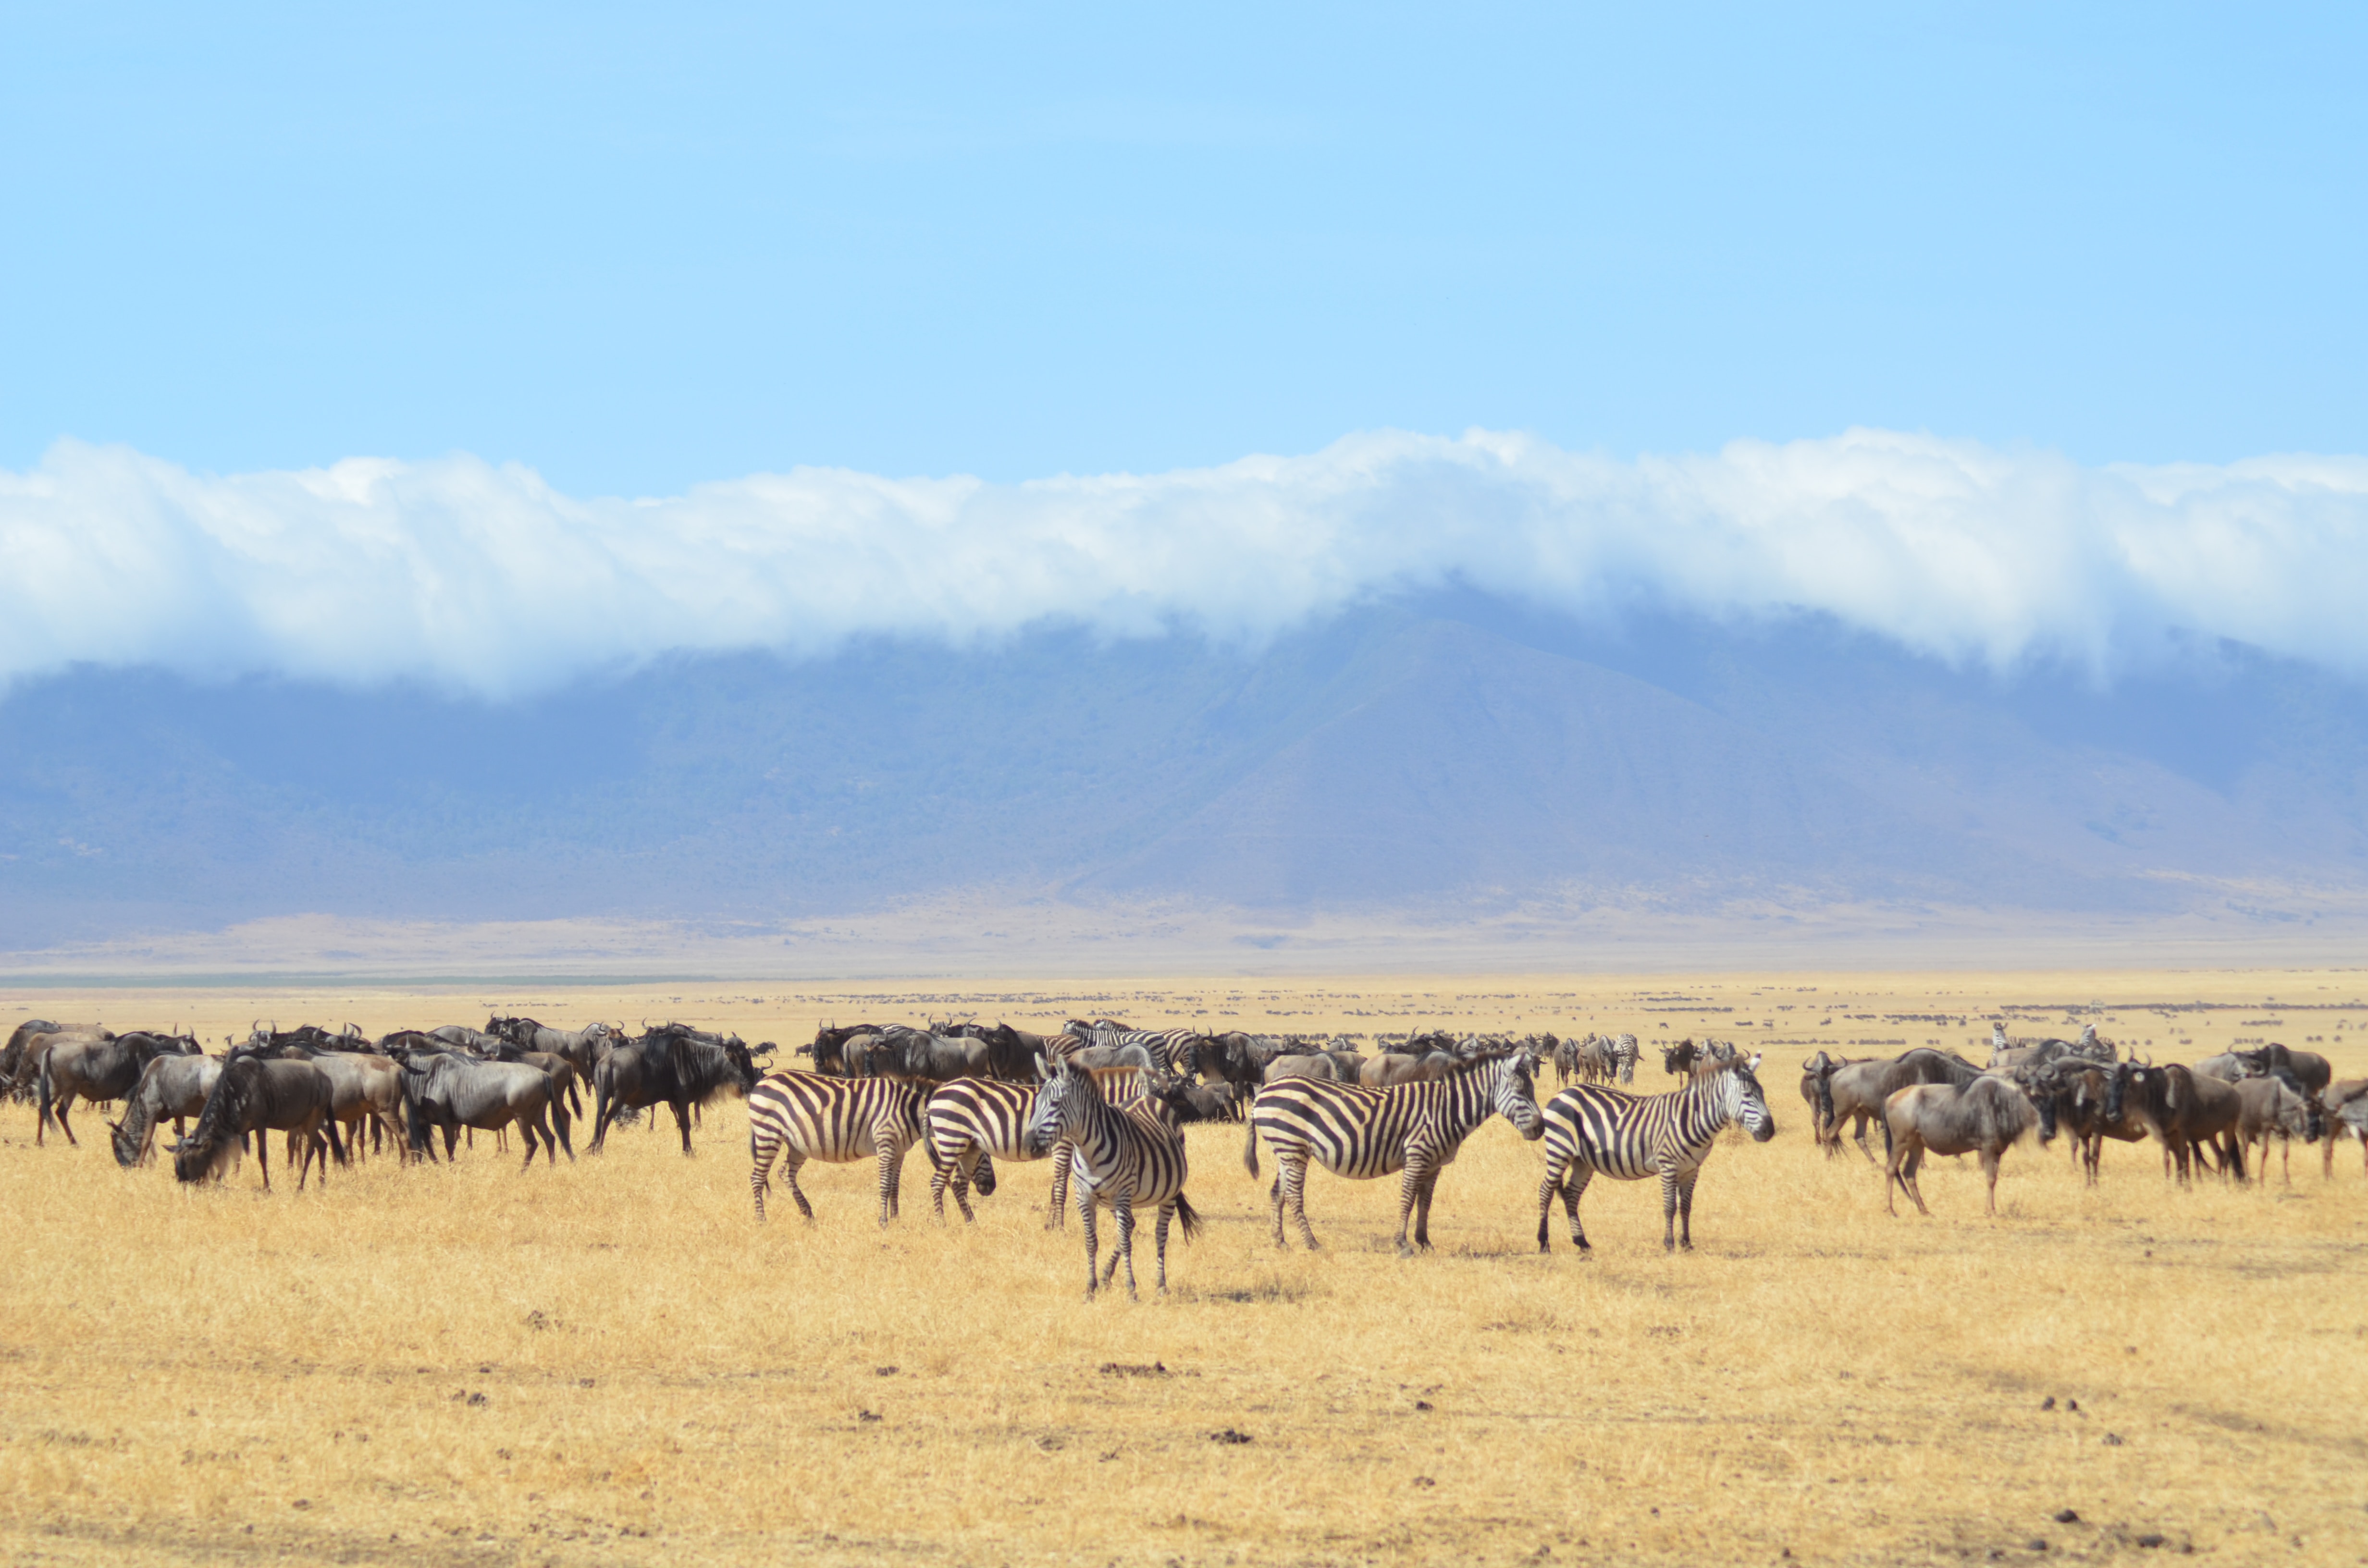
[1245,1054,1542,1256]
[748,1070,926,1225]
[1536,1061,1773,1254]
[924,1078,1075,1227]
[1067,1025,1204,1073]
[1026,1060,1200,1298]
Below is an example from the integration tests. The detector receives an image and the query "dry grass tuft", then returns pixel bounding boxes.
[2,967,2365,1565]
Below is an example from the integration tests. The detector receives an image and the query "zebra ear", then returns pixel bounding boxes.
[1034,1052,1050,1080]
[1747,1052,1763,1072]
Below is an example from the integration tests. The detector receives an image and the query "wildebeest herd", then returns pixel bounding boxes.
[6,1010,2359,1298]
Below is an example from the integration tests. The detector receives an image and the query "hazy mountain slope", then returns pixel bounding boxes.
[4,600,2367,950]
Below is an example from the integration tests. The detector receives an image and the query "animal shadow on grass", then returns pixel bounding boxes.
[1172,1275,1319,1306]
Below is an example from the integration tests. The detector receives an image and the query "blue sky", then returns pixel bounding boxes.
[6,3,2363,497]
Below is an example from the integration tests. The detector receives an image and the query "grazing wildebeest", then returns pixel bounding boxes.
[399,1052,571,1169]
[589,1026,760,1155]
[2323,1078,2368,1178]
[38,1031,198,1146]
[2234,1074,2322,1186]
[1882,1074,2045,1217]
[1180,1031,1265,1094]
[1811,1048,1985,1163]
[110,1052,223,1166]
[173,1054,340,1191]
[1359,1051,1457,1087]
[2105,1060,2245,1184]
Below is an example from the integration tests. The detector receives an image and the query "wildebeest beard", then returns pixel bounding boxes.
[174,1060,254,1184]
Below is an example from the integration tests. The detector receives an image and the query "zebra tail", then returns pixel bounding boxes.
[1242,1113,1259,1178]
[1172,1189,1202,1242]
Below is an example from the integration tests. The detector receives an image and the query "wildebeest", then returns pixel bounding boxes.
[1987,1022,2115,1074]
[1,1018,67,1099]
[399,1053,571,1169]
[1810,1048,1985,1162]
[2026,1059,2150,1185]
[487,1017,617,1077]
[2233,1043,2332,1101]
[861,1029,996,1082]
[2234,1074,2321,1186]
[589,1026,761,1155]
[1359,1051,1457,1087]
[38,1030,199,1146]
[1660,1038,1700,1078]
[109,1052,224,1166]
[1260,1052,1337,1084]
[2324,1078,2368,1178]
[173,1054,341,1191]
[7,1024,108,1108]
[2105,1061,2245,1184]
[1881,1074,2046,1217]
[799,1023,886,1076]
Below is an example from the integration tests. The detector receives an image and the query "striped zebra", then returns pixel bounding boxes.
[1244,1053,1543,1256]
[924,1078,1074,1227]
[1025,1057,1200,1298]
[747,1070,925,1225]
[1603,1032,1640,1085]
[1063,1022,1205,1074]
[1536,1053,1774,1254]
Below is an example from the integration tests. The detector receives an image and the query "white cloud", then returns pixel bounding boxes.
[5,428,2367,698]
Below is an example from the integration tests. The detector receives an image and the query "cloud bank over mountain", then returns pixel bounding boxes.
[7,429,2368,699]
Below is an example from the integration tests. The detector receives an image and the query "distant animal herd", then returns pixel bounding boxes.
[5,1012,2360,1298]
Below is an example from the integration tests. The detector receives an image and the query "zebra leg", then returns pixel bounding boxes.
[1046,1141,1073,1231]
[1536,1154,1566,1251]
[1078,1192,1102,1299]
[1395,1152,1439,1256]
[1659,1160,1681,1251]
[928,1145,957,1222]
[873,1129,900,1227]
[1107,1193,1138,1299]
[1281,1153,1320,1250]
[1676,1169,1699,1250]
[1154,1201,1173,1294]
[1565,1166,1593,1250]
[750,1132,774,1220]
[780,1152,816,1222]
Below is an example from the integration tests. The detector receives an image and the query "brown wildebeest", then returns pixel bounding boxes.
[1,1018,66,1099]
[38,1031,198,1145]
[2105,1061,2244,1184]
[1359,1051,1457,1087]
[1259,1053,1337,1084]
[1813,1047,1984,1163]
[1797,1052,1867,1156]
[2029,1060,2150,1185]
[2234,1074,2321,1186]
[2233,1043,2332,1101]
[8,1026,107,1111]
[2323,1078,2368,1178]
[173,1055,340,1191]
[399,1053,570,1169]
[1882,1074,2045,1217]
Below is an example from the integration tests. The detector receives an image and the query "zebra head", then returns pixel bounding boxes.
[1024,1057,1092,1156]
[1492,1054,1545,1140]
[1722,1052,1776,1142]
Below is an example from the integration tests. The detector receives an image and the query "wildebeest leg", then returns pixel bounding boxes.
[1883,1137,1908,1217]
[54,1093,76,1146]
[549,1102,574,1161]
[1851,1110,1877,1165]
[518,1111,544,1171]
[1980,1147,2001,1216]
[255,1128,272,1192]
[1154,1200,1174,1294]
[673,1100,694,1155]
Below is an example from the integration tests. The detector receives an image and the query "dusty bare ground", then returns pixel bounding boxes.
[2,967,2364,1567]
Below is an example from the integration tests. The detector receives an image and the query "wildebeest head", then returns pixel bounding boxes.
[1661,1039,1698,1077]
[2103,1059,2160,1125]
[173,1058,255,1185]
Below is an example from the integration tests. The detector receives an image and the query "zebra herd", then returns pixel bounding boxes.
[751,1019,1779,1293]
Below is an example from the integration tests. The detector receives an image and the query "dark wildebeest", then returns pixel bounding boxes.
[1260,1052,1337,1084]
[1882,1074,2046,1217]
[2323,1078,2368,1178]
[1811,1048,1985,1163]
[487,1017,617,1078]
[2027,1059,2150,1186]
[2,1018,67,1100]
[1660,1038,1700,1079]
[110,1052,224,1166]
[38,1030,199,1146]
[2234,1073,2322,1186]
[864,1030,995,1082]
[8,1025,108,1109]
[173,1054,341,1191]
[2105,1060,2245,1184]
[483,1040,586,1119]
[399,1053,571,1169]
[1359,1051,1457,1087]
[1796,1052,1868,1156]
[2233,1043,2332,1101]
[799,1023,888,1077]
[590,1026,761,1155]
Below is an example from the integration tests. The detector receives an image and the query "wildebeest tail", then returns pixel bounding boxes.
[1172,1189,1202,1242]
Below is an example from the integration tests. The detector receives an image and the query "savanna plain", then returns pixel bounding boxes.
[2,968,2364,1568]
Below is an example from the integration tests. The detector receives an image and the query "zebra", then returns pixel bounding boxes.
[1244,1052,1543,1256]
[1536,1052,1775,1254]
[924,1077,1076,1227]
[1025,1056,1200,1298]
[747,1070,925,1225]
[1064,1022,1206,1075]
[1604,1032,1640,1085]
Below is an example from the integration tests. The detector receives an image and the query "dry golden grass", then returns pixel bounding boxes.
[3,966,2365,1567]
